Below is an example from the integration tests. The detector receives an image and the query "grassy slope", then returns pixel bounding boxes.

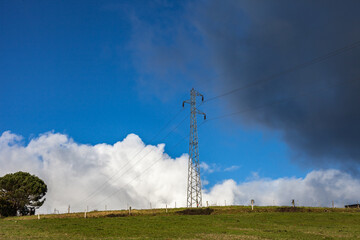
[1,206,360,239]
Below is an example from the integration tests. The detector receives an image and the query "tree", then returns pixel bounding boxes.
[0,171,47,217]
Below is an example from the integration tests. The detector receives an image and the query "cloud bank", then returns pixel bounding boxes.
[0,131,359,214]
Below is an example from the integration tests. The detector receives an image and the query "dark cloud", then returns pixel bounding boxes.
[190,0,360,169]
[128,0,360,170]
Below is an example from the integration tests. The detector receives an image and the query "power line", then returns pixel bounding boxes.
[205,39,360,103]
[91,95,207,209]
[73,108,188,208]
[75,93,201,209]
[74,112,190,208]
[93,110,212,209]
[93,132,190,208]
[202,77,360,123]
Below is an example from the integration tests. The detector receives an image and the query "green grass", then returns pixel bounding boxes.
[1,206,360,239]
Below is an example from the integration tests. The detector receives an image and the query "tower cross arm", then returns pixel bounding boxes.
[196,110,206,120]
[182,100,190,107]
[195,92,204,102]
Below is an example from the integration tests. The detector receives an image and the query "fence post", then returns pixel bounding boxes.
[251,199,254,211]
[129,206,131,216]
[68,205,70,214]
[166,204,168,213]
[292,199,295,208]
[206,201,208,207]
[37,213,40,220]
[84,210,87,219]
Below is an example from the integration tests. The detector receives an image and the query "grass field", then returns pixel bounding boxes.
[1,206,360,239]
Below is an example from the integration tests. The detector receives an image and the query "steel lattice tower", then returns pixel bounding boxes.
[183,88,206,208]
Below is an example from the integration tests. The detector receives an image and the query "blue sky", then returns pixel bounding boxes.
[3,0,355,191]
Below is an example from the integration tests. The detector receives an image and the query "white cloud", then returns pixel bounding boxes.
[224,165,240,172]
[204,170,360,208]
[200,162,221,173]
[200,162,212,173]
[1,131,359,214]
[0,131,187,213]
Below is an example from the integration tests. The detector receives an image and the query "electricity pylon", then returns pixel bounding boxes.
[183,88,206,208]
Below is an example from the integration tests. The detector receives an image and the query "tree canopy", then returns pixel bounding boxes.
[0,171,47,217]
